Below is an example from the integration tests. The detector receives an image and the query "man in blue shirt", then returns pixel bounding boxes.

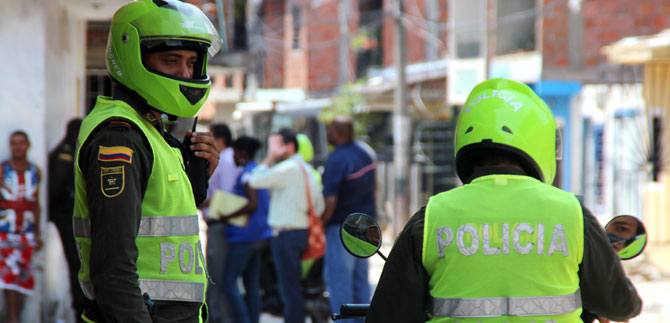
[321,116,377,322]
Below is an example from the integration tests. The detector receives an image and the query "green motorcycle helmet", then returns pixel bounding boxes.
[297,133,315,163]
[106,0,222,118]
[454,78,559,184]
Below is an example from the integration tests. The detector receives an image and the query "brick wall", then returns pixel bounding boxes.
[306,0,342,93]
[262,0,285,88]
[543,0,670,70]
[284,0,308,90]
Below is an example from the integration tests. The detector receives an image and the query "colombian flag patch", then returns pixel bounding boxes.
[98,146,133,164]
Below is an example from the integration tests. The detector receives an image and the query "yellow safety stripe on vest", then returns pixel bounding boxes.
[139,279,205,302]
[73,215,199,238]
[429,289,581,317]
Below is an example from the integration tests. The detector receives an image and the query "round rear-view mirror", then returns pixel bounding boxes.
[340,213,382,258]
[605,215,647,260]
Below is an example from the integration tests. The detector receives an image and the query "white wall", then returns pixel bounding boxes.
[0,0,86,321]
[45,1,87,151]
[0,0,48,164]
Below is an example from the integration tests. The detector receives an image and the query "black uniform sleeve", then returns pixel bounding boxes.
[366,207,429,323]
[579,205,642,321]
[48,142,75,220]
[79,120,153,323]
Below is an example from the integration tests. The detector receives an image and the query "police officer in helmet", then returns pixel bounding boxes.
[73,1,221,322]
[366,78,642,323]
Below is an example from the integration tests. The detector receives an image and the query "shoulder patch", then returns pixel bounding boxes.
[98,146,133,164]
[101,166,125,198]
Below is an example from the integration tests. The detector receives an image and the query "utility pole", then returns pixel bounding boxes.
[338,0,351,87]
[393,0,410,236]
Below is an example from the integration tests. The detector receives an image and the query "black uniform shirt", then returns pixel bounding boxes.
[79,117,203,323]
[366,168,642,323]
[48,139,76,223]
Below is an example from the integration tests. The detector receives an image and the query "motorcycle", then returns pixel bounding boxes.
[332,213,648,321]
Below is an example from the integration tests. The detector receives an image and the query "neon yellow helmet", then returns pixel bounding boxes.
[454,78,558,184]
[297,134,315,162]
[106,0,222,118]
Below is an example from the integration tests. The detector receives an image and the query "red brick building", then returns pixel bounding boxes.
[259,0,449,96]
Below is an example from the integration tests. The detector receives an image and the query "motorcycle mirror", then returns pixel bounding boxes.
[340,213,383,259]
[605,215,647,260]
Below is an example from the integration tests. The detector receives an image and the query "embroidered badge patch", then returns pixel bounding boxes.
[98,146,133,164]
[101,166,125,198]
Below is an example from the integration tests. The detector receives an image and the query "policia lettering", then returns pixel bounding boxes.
[436,223,568,257]
[160,241,205,274]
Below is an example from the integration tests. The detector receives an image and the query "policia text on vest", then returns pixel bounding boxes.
[435,223,568,257]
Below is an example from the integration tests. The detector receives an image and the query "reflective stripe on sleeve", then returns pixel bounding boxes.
[429,289,581,317]
[139,279,205,302]
[79,280,95,300]
[73,215,199,238]
[74,217,91,239]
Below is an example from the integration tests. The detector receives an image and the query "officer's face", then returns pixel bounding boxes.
[144,50,198,79]
[9,134,29,160]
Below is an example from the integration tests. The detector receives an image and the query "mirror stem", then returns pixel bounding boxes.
[377,250,387,261]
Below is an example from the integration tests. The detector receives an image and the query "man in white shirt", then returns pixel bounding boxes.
[203,123,240,322]
[248,128,324,323]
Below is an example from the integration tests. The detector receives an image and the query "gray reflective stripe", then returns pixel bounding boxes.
[73,215,199,238]
[139,279,205,302]
[78,279,204,303]
[79,280,95,300]
[430,289,581,317]
[138,215,199,237]
[73,217,91,239]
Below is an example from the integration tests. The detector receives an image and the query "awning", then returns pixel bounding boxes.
[602,29,670,64]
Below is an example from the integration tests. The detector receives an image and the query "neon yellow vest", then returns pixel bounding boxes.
[73,97,206,309]
[422,174,584,323]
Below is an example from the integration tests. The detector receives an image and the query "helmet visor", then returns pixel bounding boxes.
[133,0,222,57]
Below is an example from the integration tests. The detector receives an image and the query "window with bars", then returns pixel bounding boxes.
[85,71,113,114]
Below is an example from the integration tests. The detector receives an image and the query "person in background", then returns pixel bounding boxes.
[248,128,324,323]
[202,123,239,322]
[0,130,43,323]
[220,136,272,323]
[321,117,377,322]
[48,118,84,321]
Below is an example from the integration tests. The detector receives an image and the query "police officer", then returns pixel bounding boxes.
[367,78,642,323]
[48,118,84,321]
[73,1,222,322]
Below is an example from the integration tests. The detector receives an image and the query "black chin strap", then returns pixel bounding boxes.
[111,81,177,137]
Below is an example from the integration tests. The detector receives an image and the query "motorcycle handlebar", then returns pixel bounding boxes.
[331,304,370,320]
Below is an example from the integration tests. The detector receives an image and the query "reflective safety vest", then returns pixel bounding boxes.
[73,97,206,309]
[422,174,584,323]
